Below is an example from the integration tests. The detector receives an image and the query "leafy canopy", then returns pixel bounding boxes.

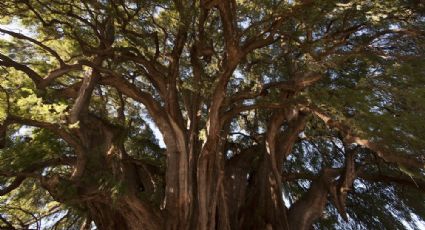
[0,0,424,229]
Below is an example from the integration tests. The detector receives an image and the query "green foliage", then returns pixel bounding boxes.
[0,0,424,229]
[0,129,66,171]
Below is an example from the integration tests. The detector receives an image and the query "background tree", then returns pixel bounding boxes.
[0,0,424,229]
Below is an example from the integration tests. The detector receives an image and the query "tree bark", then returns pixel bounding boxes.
[37,116,164,230]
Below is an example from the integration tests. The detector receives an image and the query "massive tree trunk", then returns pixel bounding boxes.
[34,114,308,230]
[33,105,332,230]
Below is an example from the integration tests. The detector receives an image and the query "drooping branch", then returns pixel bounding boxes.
[0,50,81,91]
[3,114,84,184]
[0,206,43,230]
[0,122,8,149]
[0,157,75,178]
[359,172,425,193]
[282,169,425,193]
[309,105,425,169]
[0,157,75,196]
[6,115,80,149]
[0,27,66,66]
[0,52,43,85]
[21,0,63,27]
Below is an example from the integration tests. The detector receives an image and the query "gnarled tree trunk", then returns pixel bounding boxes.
[40,117,164,230]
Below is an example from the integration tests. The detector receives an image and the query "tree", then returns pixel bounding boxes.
[0,0,424,229]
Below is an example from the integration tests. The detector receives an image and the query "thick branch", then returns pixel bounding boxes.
[165,5,188,130]
[277,113,308,161]
[0,176,25,196]
[217,0,239,57]
[69,67,99,124]
[39,64,82,88]
[288,169,339,230]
